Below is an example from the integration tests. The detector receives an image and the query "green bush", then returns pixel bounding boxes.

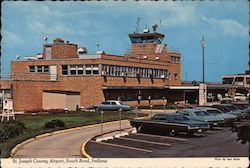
[0,120,26,142]
[44,119,65,129]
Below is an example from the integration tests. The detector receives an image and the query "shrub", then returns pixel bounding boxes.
[44,119,65,129]
[0,120,26,142]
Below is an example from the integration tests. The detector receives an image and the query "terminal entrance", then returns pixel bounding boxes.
[184,91,199,104]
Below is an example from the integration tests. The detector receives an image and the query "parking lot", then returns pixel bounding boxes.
[85,119,249,158]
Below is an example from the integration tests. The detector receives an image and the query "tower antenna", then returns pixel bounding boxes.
[136,17,140,33]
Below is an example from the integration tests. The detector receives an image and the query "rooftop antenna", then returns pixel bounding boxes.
[16,55,21,60]
[159,19,162,33]
[136,17,140,33]
[96,42,100,51]
[43,36,48,44]
[152,24,158,32]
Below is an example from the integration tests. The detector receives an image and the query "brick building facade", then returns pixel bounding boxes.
[2,29,186,111]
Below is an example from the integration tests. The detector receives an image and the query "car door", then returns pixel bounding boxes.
[103,102,112,110]
[156,115,170,132]
[111,101,118,111]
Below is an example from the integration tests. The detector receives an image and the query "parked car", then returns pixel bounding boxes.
[176,109,225,127]
[90,100,133,111]
[130,113,210,137]
[194,107,237,126]
[212,104,245,119]
[233,93,247,101]
[230,102,250,117]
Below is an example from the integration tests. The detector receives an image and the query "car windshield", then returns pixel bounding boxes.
[172,115,190,121]
[226,106,237,111]
[194,111,210,116]
[214,106,230,112]
[207,110,222,114]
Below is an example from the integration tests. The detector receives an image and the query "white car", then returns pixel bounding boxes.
[91,100,133,111]
[233,93,247,101]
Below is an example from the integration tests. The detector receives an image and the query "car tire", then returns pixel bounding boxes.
[169,129,176,137]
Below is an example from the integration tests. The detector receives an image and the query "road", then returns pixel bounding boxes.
[13,121,131,158]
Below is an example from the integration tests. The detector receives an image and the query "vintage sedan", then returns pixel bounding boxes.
[194,107,237,126]
[130,113,210,137]
[177,109,225,127]
[212,104,245,120]
[90,100,133,111]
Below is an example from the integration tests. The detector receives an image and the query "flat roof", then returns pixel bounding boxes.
[102,86,164,90]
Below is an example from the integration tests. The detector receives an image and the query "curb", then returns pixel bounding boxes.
[10,119,130,157]
[81,138,92,159]
[81,127,138,158]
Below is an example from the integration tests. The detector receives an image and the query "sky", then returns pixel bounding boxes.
[1,1,249,82]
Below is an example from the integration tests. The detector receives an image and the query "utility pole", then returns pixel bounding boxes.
[201,36,205,83]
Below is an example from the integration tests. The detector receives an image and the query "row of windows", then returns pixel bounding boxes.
[62,65,99,75]
[29,64,178,80]
[29,65,49,73]
[171,56,180,64]
[101,65,168,79]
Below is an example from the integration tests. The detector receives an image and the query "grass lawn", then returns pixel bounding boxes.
[0,111,147,158]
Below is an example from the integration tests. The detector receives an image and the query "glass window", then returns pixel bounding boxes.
[93,65,99,75]
[235,77,244,82]
[62,65,68,75]
[246,77,250,84]
[70,65,77,75]
[172,115,189,121]
[37,66,43,73]
[86,65,92,75]
[207,110,222,114]
[44,66,49,73]
[77,65,84,75]
[194,111,210,116]
[222,78,234,84]
[29,66,35,73]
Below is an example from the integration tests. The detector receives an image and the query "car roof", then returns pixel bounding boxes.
[194,107,219,111]
[180,108,205,112]
[154,113,182,116]
[213,104,232,107]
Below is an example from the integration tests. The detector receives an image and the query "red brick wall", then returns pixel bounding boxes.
[43,44,78,59]
[0,80,12,89]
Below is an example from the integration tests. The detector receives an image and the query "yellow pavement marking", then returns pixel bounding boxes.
[119,137,171,147]
[135,133,188,142]
[11,119,131,157]
[81,138,92,159]
[90,140,152,153]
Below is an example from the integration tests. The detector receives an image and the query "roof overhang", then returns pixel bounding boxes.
[165,86,199,90]
[102,86,164,90]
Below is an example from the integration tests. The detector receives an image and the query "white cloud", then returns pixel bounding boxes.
[27,19,73,35]
[1,31,25,45]
[201,15,248,38]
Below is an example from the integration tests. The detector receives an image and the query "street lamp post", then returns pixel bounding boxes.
[100,110,104,137]
[201,36,205,83]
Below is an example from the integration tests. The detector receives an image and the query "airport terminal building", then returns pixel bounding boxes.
[0,29,248,111]
[1,29,186,111]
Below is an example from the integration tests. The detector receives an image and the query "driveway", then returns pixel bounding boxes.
[13,121,131,158]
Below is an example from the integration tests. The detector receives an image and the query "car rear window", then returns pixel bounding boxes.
[194,111,210,116]
[172,115,189,121]
[207,110,222,114]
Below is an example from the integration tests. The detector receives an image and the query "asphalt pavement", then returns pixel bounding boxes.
[13,121,131,158]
